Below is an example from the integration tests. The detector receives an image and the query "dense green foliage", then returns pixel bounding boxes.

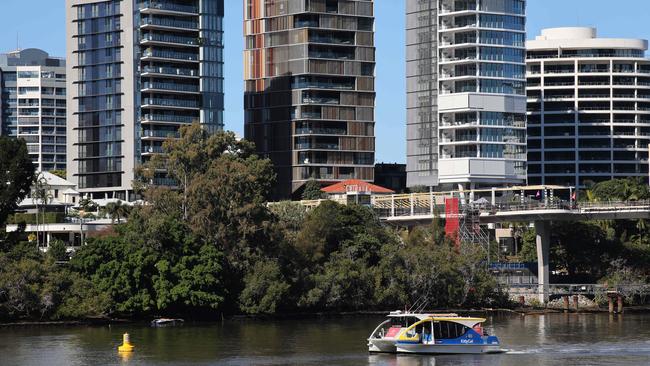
[0,137,35,225]
[301,180,324,200]
[0,125,502,321]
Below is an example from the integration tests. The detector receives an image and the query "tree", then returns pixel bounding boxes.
[47,239,69,262]
[71,211,227,317]
[239,259,290,314]
[590,177,650,202]
[138,124,260,221]
[518,229,538,263]
[301,180,324,200]
[101,200,131,224]
[0,137,35,225]
[295,201,384,263]
[31,173,54,248]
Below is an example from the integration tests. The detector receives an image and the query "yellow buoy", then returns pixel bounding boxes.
[118,332,135,353]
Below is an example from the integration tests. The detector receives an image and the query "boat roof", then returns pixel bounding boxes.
[387,311,485,322]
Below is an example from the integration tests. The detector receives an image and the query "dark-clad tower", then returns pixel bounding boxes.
[244,0,376,199]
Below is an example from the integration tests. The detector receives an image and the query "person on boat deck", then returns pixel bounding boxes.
[422,327,432,343]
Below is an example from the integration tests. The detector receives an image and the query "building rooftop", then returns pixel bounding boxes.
[321,179,395,194]
[38,171,76,188]
[0,48,65,68]
[527,27,648,52]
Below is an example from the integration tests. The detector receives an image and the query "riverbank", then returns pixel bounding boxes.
[6,305,650,327]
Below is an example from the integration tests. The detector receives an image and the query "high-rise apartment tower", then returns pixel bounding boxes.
[244,0,376,199]
[406,0,527,189]
[66,0,224,200]
[527,27,650,187]
[0,49,67,172]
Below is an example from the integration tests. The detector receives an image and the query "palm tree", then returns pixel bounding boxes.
[102,200,130,224]
[31,173,53,249]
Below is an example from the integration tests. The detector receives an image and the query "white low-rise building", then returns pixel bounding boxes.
[6,171,109,252]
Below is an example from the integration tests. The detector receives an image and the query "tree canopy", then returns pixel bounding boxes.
[0,137,35,225]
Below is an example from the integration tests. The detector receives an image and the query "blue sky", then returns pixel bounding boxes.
[1,0,650,163]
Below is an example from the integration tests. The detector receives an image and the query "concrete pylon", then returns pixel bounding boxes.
[535,221,551,304]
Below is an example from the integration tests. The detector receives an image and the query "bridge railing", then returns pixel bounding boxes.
[373,194,650,220]
[578,200,650,211]
[506,283,650,296]
[285,191,650,220]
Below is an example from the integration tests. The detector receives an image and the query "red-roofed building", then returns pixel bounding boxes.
[320,179,394,205]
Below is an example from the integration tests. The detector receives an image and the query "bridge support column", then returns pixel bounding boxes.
[608,296,615,314]
[573,295,579,311]
[563,296,569,312]
[617,295,624,314]
[535,221,551,304]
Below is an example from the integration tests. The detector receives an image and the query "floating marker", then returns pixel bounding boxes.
[118,332,134,353]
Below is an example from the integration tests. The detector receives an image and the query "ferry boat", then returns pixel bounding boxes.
[368,311,502,354]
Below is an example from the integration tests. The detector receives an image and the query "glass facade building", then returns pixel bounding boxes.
[406,0,527,189]
[244,0,376,199]
[0,49,67,172]
[527,27,650,187]
[66,0,224,200]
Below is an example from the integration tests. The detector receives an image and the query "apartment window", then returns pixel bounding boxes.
[17,71,39,79]
[480,31,524,47]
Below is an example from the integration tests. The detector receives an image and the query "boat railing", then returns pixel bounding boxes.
[368,319,391,339]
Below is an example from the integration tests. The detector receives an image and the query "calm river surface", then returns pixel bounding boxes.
[1,313,650,366]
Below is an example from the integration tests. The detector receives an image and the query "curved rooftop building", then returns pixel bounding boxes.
[527,27,650,187]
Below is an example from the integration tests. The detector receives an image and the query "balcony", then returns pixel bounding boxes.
[141,33,199,47]
[142,49,198,62]
[440,121,479,128]
[309,35,354,46]
[140,18,199,32]
[141,129,180,139]
[142,113,197,124]
[292,81,354,90]
[295,143,340,150]
[142,66,199,78]
[143,145,166,154]
[139,1,199,15]
[142,98,200,109]
[295,127,346,135]
[302,96,339,105]
[308,50,354,60]
[142,81,199,94]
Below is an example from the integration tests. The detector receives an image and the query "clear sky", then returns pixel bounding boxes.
[1,0,650,163]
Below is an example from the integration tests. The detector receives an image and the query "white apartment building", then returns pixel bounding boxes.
[406,0,527,190]
[527,27,650,187]
[0,49,67,172]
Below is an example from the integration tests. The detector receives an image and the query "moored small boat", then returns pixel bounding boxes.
[368,311,503,354]
[151,318,184,327]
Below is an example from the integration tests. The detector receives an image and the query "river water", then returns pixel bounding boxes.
[1,313,649,366]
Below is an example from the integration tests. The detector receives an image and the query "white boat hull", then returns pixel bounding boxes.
[368,338,398,353]
[396,343,503,354]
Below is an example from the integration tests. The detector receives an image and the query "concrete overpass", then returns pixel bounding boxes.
[370,189,650,304]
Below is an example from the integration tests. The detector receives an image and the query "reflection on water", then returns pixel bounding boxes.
[1,313,650,365]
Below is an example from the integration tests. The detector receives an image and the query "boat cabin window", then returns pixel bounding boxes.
[390,316,419,328]
[432,321,470,339]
